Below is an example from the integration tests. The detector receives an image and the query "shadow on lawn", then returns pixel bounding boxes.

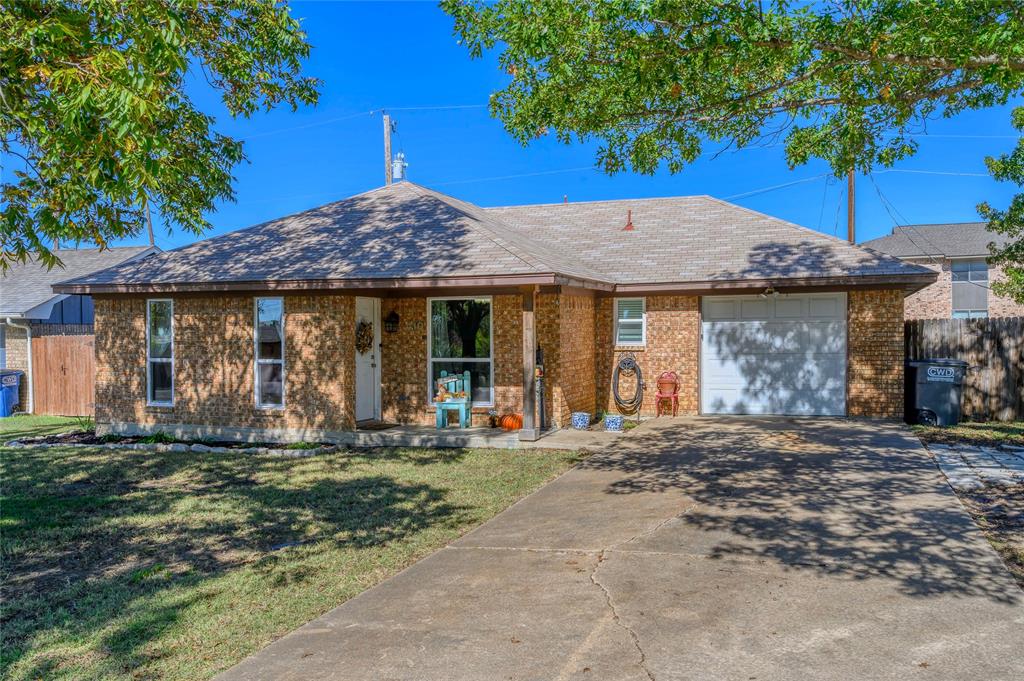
[583,417,1021,605]
[1,446,469,676]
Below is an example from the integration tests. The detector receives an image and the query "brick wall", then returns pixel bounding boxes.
[904,260,950,319]
[551,292,596,428]
[847,289,904,418]
[381,294,523,427]
[903,259,1024,319]
[989,265,1024,317]
[595,295,700,418]
[94,294,356,440]
[2,323,30,409]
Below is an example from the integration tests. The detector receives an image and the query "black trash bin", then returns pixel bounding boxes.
[905,359,969,426]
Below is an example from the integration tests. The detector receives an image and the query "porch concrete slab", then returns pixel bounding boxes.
[219,417,1024,681]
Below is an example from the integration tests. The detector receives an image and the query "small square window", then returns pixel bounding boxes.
[615,299,646,346]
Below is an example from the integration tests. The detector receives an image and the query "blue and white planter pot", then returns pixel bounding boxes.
[571,412,591,430]
[604,415,624,432]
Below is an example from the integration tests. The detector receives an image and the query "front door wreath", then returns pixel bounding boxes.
[355,320,374,354]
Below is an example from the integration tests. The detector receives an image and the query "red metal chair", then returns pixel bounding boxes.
[654,371,680,417]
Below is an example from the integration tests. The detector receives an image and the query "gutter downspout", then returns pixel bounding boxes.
[5,317,33,414]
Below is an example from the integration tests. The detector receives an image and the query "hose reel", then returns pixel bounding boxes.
[612,352,644,415]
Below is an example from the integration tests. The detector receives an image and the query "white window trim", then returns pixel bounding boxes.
[254,297,286,410]
[614,297,647,346]
[146,299,174,407]
[426,296,494,407]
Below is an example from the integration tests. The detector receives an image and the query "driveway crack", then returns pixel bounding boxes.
[589,550,656,681]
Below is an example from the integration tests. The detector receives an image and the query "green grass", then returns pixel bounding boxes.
[912,421,1024,447]
[0,415,84,441]
[1,429,582,680]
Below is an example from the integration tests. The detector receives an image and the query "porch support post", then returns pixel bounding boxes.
[519,286,539,441]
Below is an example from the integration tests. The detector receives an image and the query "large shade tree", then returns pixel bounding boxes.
[1,1,319,269]
[444,0,1024,302]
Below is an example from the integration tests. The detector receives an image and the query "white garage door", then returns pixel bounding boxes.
[701,293,847,416]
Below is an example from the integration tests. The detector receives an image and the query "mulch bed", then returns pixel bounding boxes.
[9,430,332,450]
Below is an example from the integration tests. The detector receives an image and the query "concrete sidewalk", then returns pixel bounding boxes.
[219,418,1024,680]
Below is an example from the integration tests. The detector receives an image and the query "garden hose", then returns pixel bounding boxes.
[612,352,644,414]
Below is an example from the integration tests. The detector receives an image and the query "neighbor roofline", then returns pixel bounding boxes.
[53,272,615,295]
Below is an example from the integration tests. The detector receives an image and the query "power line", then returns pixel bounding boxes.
[875,168,990,178]
[720,173,831,199]
[383,104,487,112]
[241,110,378,140]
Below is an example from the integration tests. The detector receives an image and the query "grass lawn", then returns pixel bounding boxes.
[0,414,87,442]
[912,421,1024,447]
[1,430,582,680]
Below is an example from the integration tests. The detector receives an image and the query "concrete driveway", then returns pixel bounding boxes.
[220,418,1023,680]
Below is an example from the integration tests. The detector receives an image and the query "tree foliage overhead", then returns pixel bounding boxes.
[444,0,1024,301]
[1,1,319,269]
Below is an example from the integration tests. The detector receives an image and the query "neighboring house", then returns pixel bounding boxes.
[54,182,935,442]
[1,246,157,415]
[862,223,1024,319]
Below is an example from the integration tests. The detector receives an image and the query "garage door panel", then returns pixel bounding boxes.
[701,293,846,416]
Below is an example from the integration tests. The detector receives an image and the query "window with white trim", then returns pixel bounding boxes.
[255,298,285,408]
[614,298,646,345]
[428,297,493,405]
[951,259,989,318]
[146,299,173,405]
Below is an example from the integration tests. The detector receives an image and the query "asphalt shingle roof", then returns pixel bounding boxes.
[61,183,608,289]
[488,196,930,284]
[1,246,154,317]
[861,222,1011,259]
[55,183,932,292]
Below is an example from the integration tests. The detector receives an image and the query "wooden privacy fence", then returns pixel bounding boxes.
[905,317,1024,422]
[31,334,95,417]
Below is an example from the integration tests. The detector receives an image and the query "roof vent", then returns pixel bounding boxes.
[623,209,635,231]
[391,152,408,183]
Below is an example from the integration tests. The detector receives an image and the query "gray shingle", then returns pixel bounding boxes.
[60,183,608,289]
[1,246,155,316]
[55,184,932,292]
[489,196,931,283]
[861,223,1010,258]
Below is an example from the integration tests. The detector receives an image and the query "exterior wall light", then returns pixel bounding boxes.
[384,310,400,333]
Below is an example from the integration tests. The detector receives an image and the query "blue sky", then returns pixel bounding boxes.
[134,2,1021,250]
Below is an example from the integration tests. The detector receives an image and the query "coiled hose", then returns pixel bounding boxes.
[612,352,644,414]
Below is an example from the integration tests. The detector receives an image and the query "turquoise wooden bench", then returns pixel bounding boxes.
[434,370,471,429]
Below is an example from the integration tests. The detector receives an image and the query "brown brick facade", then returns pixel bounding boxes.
[847,289,904,418]
[595,295,700,418]
[2,323,30,409]
[380,294,523,427]
[903,259,1024,319]
[94,294,356,440]
[90,286,907,439]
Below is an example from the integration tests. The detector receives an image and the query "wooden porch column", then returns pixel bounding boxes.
[519,286,539,441]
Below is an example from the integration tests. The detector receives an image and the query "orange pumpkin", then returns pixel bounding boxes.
[499,413,523,431]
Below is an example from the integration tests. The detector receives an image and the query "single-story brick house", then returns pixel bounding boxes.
[862,222,1024,320]
[1,246,157,414]
[54,182,936,442]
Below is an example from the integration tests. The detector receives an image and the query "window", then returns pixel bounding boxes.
[614,298,646,345]
[0,324,6,368]
[146,299,173,405]
[952,259,988,318]
[428,298,492,405]
[255,298,285,408]
[952,310,988,319]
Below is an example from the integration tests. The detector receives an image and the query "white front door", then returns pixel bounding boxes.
[355,297,381,422]
[701,293,847,416]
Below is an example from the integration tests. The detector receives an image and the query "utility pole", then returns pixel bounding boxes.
[144,196,155,247]
[847,169,856,244]
[383,113,393,185]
